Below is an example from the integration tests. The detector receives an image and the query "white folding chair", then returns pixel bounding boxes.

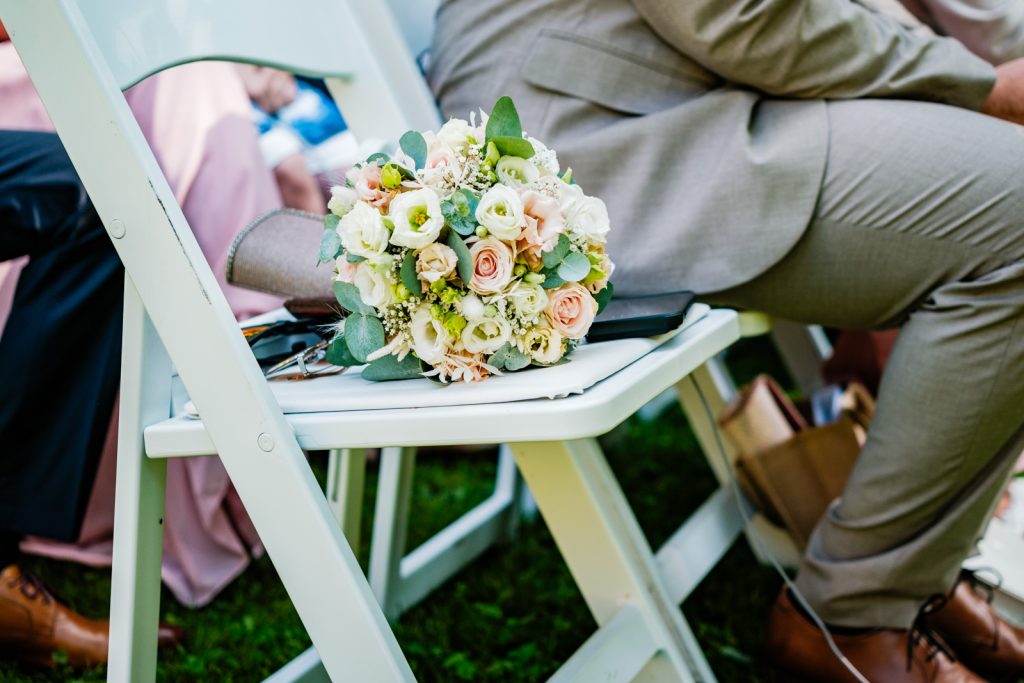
[2,2,767,681]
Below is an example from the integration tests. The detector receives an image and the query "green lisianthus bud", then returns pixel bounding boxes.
[582,267,606,286]
[381,163,403,189]
[513,264,527,277]
[524,272,546,285]
[394,283,411,302]
[587,252,602,265]
[475,226,489,238]
[430,304,443,319]
[484,141,500,168]
[430,278,448,293]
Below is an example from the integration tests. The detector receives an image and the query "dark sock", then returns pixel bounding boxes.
[0,531,21,568]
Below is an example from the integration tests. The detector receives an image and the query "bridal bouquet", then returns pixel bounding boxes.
[317,97,614,383]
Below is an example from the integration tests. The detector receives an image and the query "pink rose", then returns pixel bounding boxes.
[516,190,564,266]
[469,237,515,295]
[347,163,394,210]
[545,283,598,339]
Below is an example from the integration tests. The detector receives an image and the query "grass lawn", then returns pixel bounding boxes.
[0,337,787,682]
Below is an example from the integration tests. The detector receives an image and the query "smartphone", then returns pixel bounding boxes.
[586,291,695,343]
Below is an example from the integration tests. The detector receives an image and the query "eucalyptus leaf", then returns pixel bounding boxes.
[400,249,423,296]
[594,281,614,315]
[557,251,592,283]
[487,343,513,371]
[333,281,374,315]
[542,234,572,269]
[324,213,341,232]
[541,270,566,289]
[325,335,361,367]
[442,201,477,236]
[486,96,523,141]
[490,136,534,160]
[504,347,531,371]
[344,314,385,363]
[454,189,480,216]
[399,130,428,170]
[365,152,390,166]
[446,231,474,283]
[346,251,366,264]
[319,227,342,265]
[362,353,425,381]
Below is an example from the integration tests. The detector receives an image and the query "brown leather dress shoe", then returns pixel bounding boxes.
[765,589,983,682]
[926,571,1024,681]
[0,564,183,668]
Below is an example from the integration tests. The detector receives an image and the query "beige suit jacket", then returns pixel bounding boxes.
[429,0,996,294]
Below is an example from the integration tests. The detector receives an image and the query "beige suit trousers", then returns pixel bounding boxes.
[707,98,1024,628]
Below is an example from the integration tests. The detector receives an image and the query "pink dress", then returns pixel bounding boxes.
[0,45,282,607]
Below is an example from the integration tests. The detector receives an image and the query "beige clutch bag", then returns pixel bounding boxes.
[226,209,336,301]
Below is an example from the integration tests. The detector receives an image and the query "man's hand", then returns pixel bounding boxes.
[981,58,1024,125]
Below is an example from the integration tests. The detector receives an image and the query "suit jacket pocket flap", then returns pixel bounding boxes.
[521,31,714,115]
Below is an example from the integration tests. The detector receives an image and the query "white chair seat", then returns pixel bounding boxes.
[147,306,739,457]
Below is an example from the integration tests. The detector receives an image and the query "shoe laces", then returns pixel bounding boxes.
[908,594,957,672]
[959,567,1002,653]
[7,571,54,606]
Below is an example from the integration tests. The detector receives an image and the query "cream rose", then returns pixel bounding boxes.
[436,117,478,154]
[388,188,445,249]
[495,156,539,188]
[337,202,389,258]
[518,190,565,256]
[328,186,358,217]
[566,194,611,244]
[416,243,458,284]
[461,313,512,355]
[475,184,525,241]
[469,237,515,295]
[518,323,564,365]
[545,283,598,339]
[353,256,395,309]
[409,304,451,364]
[506,282,549,320]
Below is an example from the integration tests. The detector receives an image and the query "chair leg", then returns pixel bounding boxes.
[108,279,170,683]
[326,448,368,553]
[369,447,417,620]
[510,439,715,683]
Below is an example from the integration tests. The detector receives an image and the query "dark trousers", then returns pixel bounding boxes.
[0,130,123,541]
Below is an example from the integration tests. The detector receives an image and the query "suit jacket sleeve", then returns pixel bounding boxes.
[632,0,997,109]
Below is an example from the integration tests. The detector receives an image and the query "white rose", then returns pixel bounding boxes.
[518,323,564,365]
[554,180,584,212]
[416,243,458,284]
[566,195,610,244]
[328,185,358,217]
[436,118,478,154]
[460,293,485,321]
[409,304,450,364]
[353,255,395,309]
[388,188,445,249]
[495,156,539,188]
[475,184,525,241]
[462,313,512,355]
[337,201,389,258]
[506,283,549,320]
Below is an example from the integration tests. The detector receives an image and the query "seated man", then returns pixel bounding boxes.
[0,129,179,668]
[430,0,1024,681]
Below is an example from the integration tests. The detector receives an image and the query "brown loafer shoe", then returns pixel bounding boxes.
[765,589,984,682]
[0,564,184,668]
[926,571,1024,681]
